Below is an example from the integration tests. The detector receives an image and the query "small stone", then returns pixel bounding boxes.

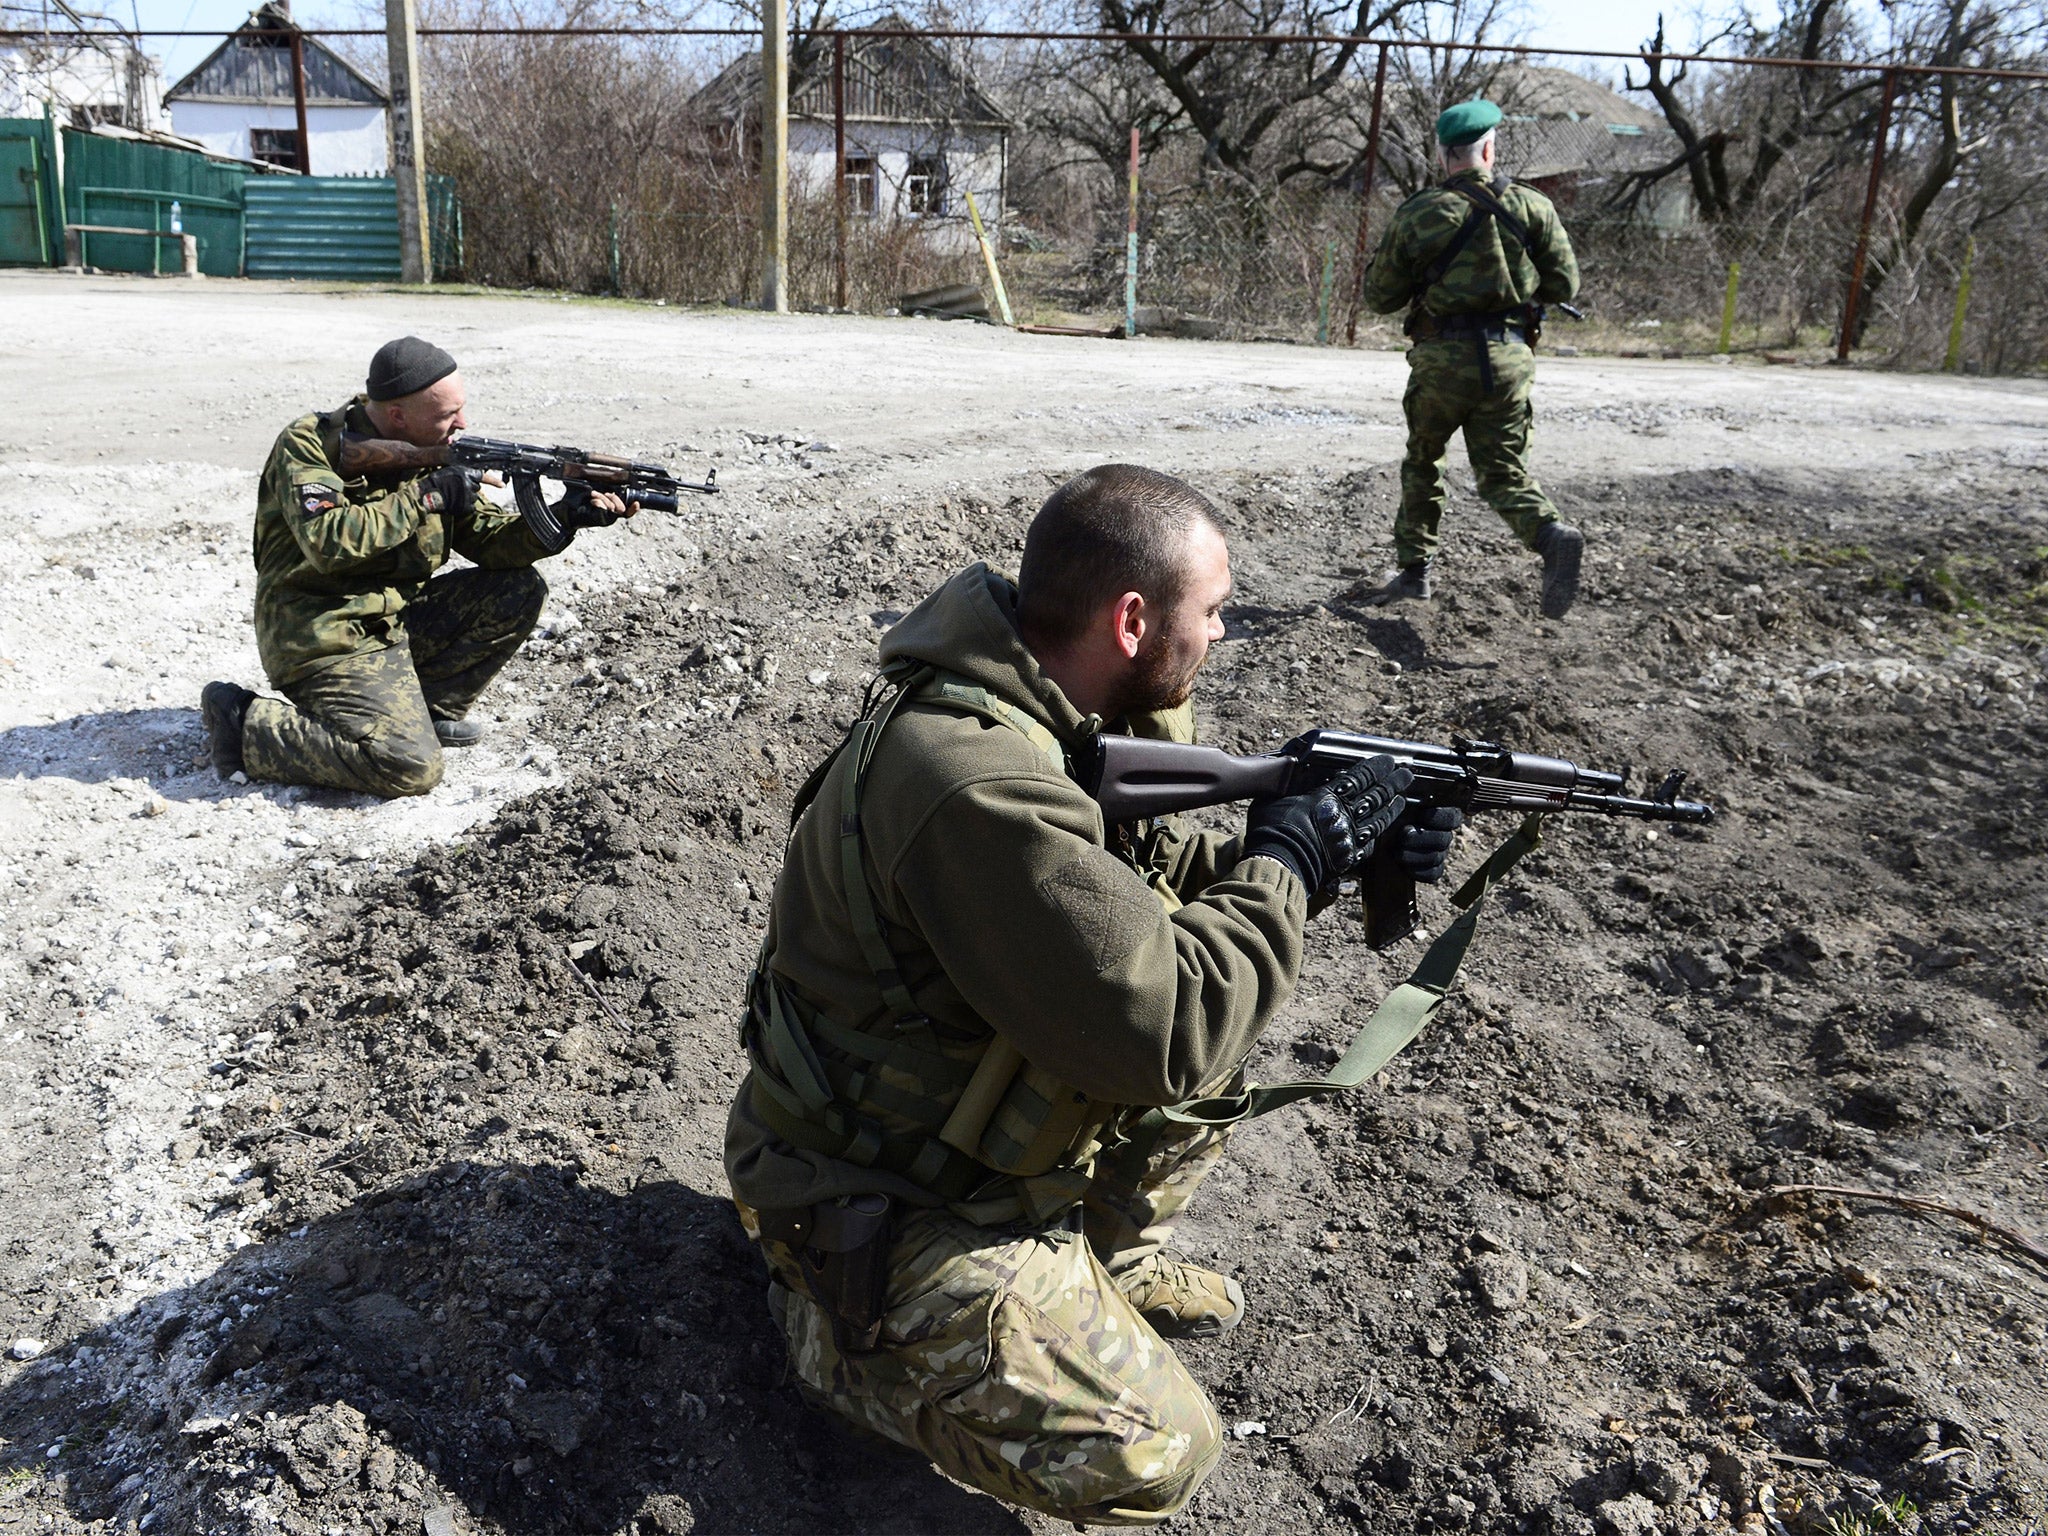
[1469,1252,1530,1313]
[142,795,169,817]
[365,1444,397,1492]
[1632,1436,1695,1506]
[1231,1420,1266,1439]
[805,669,830,687]
[545,1026,596,1064]
[8,1338,46,1361]
[1595,1491,1661,1536]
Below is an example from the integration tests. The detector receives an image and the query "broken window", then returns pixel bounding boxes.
[843,154,877,216]
[250,127,303,168]
[905,155,944,216]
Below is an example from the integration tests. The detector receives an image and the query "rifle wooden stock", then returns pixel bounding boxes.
[335,434,452,478]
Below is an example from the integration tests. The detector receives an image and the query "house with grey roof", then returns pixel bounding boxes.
[166,1,388,175]
[1494,65,1690,228]
[691,21,1010,251]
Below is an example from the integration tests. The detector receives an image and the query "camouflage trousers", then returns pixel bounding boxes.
[242,566,544,798]
[742,1118,1235,1526]
[1393,337,1561,570]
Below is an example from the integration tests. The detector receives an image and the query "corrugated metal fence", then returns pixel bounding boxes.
[0,119,461,281]
[61,129,248,276]
[245,173,460,280]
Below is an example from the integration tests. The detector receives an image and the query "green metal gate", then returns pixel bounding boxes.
[0,116,60,266]
[245,174,463,281]
[60,129,245,276]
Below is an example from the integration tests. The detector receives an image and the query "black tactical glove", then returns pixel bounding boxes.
[1243,755,1411,893]
[552,482,628,530]
[1381,803,1464,885]
[421,465,480,518]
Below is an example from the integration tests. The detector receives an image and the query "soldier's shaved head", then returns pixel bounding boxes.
[1017,465,1222,649]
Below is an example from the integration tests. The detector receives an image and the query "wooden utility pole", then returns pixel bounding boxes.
[832,32,847,311]
[287,23,312,174]
[384,0,431,283]
[759,0,789,311]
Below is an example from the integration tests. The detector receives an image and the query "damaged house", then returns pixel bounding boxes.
[691,22,1009,251]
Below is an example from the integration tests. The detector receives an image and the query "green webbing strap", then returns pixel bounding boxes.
[837,671,932,1022]
[915,671,1069,774]
[1145,814,1547,1134]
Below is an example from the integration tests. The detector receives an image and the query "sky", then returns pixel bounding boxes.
[93,0,1721,94]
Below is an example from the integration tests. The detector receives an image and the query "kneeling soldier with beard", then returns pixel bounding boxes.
[201,335,631,798]
[726,464,1459,1523]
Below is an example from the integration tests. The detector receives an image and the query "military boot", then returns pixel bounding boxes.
[1536,522,1585,619]
[200,682,256,779]
[1355,560,1433,606]
[1110,1251,1246,1340]
[433,717,484,749]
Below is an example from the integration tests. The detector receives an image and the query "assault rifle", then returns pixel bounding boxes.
[337,432,717,548]
[1080,729,1713,949]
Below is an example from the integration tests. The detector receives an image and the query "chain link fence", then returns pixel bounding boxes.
[403,23,2048,373]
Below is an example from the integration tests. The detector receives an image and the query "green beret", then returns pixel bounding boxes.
[1435,98,1503,148]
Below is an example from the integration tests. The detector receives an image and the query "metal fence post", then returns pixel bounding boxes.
[1316,240,1337,344]
[1835,66,1897,362]
[1944,236,1975,372]
[1718,260,1740,353]
[1343,42,1390,346]
[1124,126,1140,338]
[833,32,848,312]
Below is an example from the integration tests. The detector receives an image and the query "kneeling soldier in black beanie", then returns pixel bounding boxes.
[200,336,629,798]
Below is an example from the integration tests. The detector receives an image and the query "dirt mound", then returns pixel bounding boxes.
[2,464,2043,1536]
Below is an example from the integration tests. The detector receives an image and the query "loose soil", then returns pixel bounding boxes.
[1,274,2044,1536]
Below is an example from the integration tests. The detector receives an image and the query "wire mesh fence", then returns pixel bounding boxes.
[8,14,2043,371]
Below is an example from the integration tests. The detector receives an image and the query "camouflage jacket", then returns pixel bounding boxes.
[252,397,556,687]
[1363,169,1579,324]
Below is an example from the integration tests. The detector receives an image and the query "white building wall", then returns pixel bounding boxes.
[168,101,387,175]
[0,45,168,129]
[789,119,1003,254]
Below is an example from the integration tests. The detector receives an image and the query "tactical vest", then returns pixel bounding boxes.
[740,664,1143,1227]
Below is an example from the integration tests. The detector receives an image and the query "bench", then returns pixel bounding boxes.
[63,224,201,278]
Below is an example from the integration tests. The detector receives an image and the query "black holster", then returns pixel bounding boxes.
[757,1193,895,1352]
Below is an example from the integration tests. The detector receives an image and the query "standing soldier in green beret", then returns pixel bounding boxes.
[1360,97,1586,618]
[199,336,631,798]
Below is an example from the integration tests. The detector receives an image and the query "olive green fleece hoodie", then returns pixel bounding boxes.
[724,562,1308,1217]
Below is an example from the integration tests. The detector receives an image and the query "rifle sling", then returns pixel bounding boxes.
[1416,176,1536,394]
[1126,813,1546,1145]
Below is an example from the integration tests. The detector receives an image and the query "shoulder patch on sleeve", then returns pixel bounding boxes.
[295,482,341,518]
[1039,854,1161,975]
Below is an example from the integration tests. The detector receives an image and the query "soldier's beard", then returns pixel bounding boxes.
[1111,631,1203,719]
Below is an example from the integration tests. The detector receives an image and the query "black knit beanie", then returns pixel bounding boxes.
[365,336,458,401]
